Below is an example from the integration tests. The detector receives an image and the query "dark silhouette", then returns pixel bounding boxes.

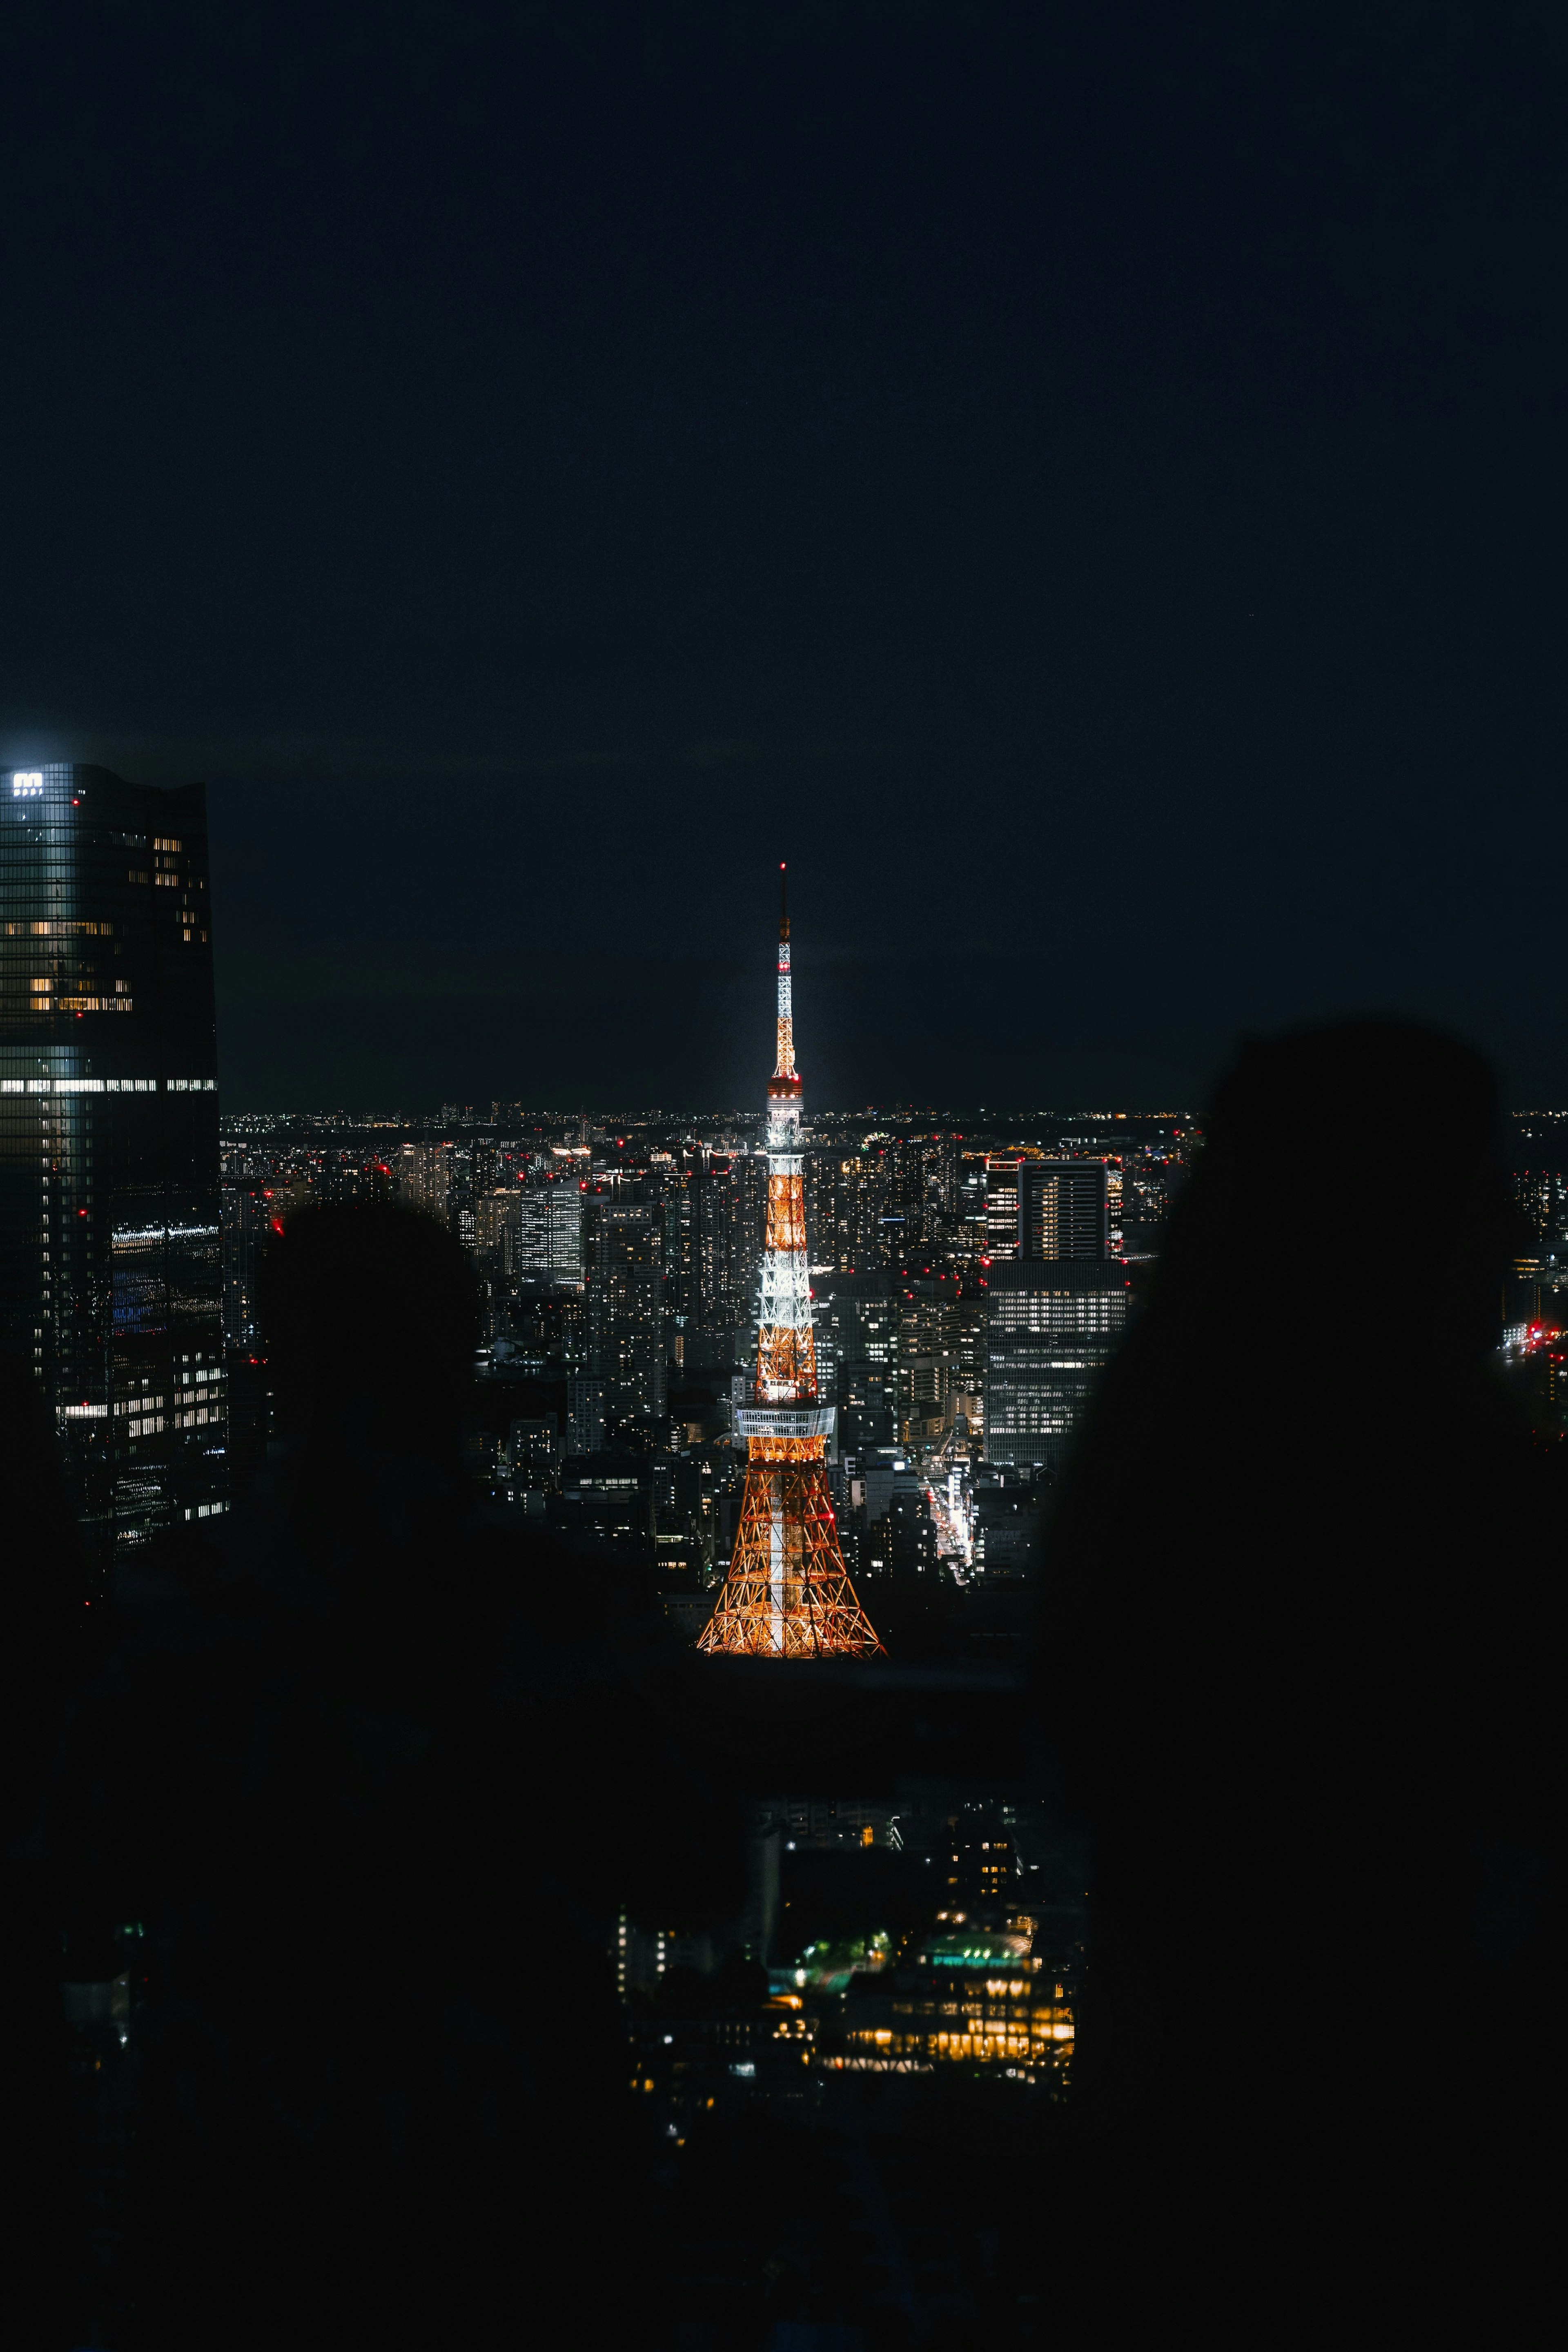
[1035,1022,1559,2329]
[0,1343,89,2338]
[50,1202,717,2349]
[24,1054,1556,2338]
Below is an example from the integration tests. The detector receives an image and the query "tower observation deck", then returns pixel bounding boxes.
[699,871,882,1657]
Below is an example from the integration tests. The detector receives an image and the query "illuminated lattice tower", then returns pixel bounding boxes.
[699,872,882,1658]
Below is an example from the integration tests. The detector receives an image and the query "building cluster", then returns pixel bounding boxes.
[217,1103,1196,1635]
[619,1788,1086,2149]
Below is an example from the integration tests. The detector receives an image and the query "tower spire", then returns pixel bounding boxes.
[698,876,882,1659]
[775,861,795,1079]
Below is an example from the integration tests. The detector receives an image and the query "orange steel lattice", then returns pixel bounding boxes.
[699,1440,882,1658]
[699,869,882,1659]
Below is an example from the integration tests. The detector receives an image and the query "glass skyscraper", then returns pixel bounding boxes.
[0,762,225,1572]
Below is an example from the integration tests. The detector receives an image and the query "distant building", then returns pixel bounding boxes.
[971,1468,1042,1578]
[220,1183,265,1351]
[883,1134,957,1260]
[762,1797,904,1852]
[983,1155,1022,1263]
[516,1179,583,1286]
[557,1451,655,1547]
[814,1274,899,1452]
[984,1261,1127,1466]
[689,1152,767,1345]
[883,1470,940,1577]
[586,1196,667,1426]
[1017,1160,1107,1260]
[983,1144,1126,1469]
[506,1414,558,1482]
[898,1275,959,1438]
[0,762,225,1566]
[566,1373,607,1455]
[805,1148,891,1274]
[944,1818,1019,1904]
[398,1140,454,1223]
[831,1969,1073,2079]
[473,1187,522,1285]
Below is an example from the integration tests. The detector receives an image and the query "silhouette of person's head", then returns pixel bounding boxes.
[255,1199,480,1568]
[1152,1016,1508,1391]
[1041,1023,1526,2200]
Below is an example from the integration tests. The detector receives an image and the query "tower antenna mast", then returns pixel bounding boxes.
[699,873,882,1657]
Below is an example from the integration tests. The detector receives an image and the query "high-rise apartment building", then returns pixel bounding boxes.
[656,1161,695,1323]
[566,1372,608,1455]
[803,1148,892,1274]
[0,762,224,1566]
[398,1140,454,1223]
[473,1187,525,1320]
[882,1134,958,1262]
[220,1183,265,1351]
[1018,1160,1107,1260]
[899,1275,960,1439]
[586,1196,667,1427]
[687,1152,766,1347]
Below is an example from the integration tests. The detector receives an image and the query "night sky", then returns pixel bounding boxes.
[3,5,1564,1111]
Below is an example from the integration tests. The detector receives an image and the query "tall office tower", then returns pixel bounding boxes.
[586,1196,667,1427]
[449,1144,477,1252]
[983,1154,1023,1262]
[1018,1159,1107,1259]
[515,1177,584,1286]
[700,873,881,1657]
[985,1157,1125,1470]
[948,1154,983,1281]
[0,762,225,1568]
[467,1130,500,1196]
[1105,1163,1125,1252]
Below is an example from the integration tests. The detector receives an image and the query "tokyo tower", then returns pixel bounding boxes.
[699,870,883,1658]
